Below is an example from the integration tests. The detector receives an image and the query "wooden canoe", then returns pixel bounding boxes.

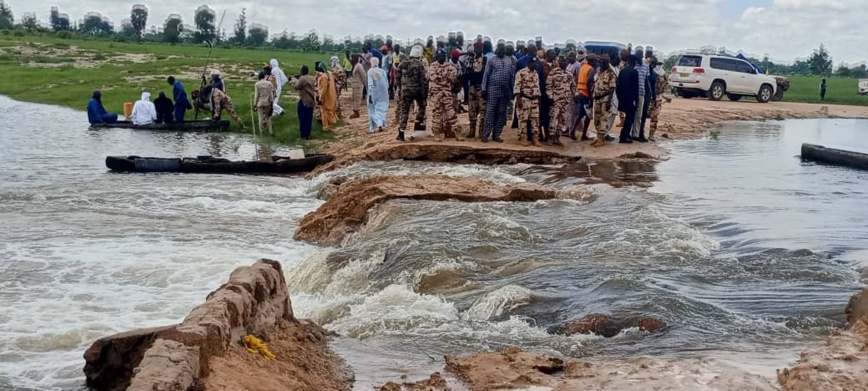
[106,154,334,175]
[90,120,230,132]
[801,143,868,171]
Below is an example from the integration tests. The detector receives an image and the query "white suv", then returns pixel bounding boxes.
[670,54,778,103]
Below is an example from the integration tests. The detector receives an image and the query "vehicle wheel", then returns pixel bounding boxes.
[727,94,742,101]
[708,81,725,101]
[756,84,773,103]
[772,87,784,101]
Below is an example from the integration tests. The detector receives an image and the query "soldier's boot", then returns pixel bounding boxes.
[397,130,405,142]
[414,122,426,131]
[519,131,529,147]
[593,132,607,147]
[649,124,657,142]
[551,133,563,146]
[350,110,360,119]
[454,128,466,141]
[467,121,477,139]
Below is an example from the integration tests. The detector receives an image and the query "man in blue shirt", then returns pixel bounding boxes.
[87,90,118,124]
[631,51,650,142]
[167,76,191,123]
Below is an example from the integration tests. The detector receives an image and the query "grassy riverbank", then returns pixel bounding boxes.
[782,76,868,106]
[0,34,343,145]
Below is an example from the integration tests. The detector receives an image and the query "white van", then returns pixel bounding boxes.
[858,79,868,95]
[670,54,778,103]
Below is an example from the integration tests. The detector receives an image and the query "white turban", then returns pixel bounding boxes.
[410,45,423,58]
[371,57,380,68]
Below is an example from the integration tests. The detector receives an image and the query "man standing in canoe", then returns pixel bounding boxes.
[167,76,191,123]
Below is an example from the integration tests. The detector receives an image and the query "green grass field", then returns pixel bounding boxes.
[781,76,868,106]
[0,34,345,146]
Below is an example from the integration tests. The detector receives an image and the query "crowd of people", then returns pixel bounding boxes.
[335,34,673,146]
[87,33,672,147]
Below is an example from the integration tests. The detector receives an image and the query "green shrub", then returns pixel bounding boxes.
[55,31,73,40]
[1,30,10,36]
[93,53,107,61]
[13,31,25,37]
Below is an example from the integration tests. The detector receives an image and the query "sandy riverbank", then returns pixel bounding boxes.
[311,96,868,171]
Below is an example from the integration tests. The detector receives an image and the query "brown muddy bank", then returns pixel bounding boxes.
[82,260,353,391]
[294,174,563,247]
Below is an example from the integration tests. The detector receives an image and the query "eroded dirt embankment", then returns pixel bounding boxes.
[82,260,353,391]
[294,174,564,247]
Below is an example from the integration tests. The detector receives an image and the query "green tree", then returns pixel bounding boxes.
[0,1,13,30]
[233,8,246,45]
[50,7,70,31]
[193,5,215,44]
[301,29,320,52]
[247,23,268,47]
[162,14,183,44]
[663,53,680,71]
[808,44,833,76]
[835,64,851,78]
[130,4,148,41]
[19,12,38,30]
[80,13,112,36]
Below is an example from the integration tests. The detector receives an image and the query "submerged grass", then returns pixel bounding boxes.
[0,34,342,146]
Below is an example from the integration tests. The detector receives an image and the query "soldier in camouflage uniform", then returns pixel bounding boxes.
[648,57,671,142]
[592,55,617,147]
[546,55,576,146]
[397,44,428,141]
[330,56,346,117]
[513,56,542,146]
[428,48,462,141]
[465,44,486,139]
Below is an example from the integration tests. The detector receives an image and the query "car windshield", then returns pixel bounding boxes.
[678,55,702,67]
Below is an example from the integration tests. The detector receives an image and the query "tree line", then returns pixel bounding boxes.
[1,1,865,77]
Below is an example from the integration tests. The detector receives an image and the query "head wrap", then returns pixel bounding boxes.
[380,45,389,52]
[496,39,505,45]
[370,57,380,68]
[505,41,515,48]
[410,44,424,58]
[599,54,610,62]
[331,56,340,67]
[450,48,461,60]
[436,48,448,57]
[316,62,327,73]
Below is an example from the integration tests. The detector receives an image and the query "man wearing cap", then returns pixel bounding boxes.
[647,56,671,142]
[512,43,537,130]
[482,41,515,143]
[514,54,541,146]
[546,55,575,146]
[617,55,640,143]
[515,41,526,61]
[429,48,462,141]
[592,55,617,147]
[539,49,559,142]
[465,43,486,139]
[397,44,429,141]
[574,53,598,141]
[449,48,464,114]
[424,36,435,64]
[535,37,545,59]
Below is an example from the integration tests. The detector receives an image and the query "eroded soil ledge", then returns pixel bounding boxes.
[294,174,562,247]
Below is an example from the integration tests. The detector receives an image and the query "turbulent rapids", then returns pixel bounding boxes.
[1,97,867,390]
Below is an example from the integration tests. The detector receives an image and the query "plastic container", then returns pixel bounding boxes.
[123,102,133,119]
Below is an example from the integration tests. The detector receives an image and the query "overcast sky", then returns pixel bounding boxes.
[7,0,865,64]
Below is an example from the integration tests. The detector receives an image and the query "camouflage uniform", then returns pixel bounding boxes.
[428,61,461,140]
[211,88,243,125]
[466,55,486,138]
[592,67,618,142]
[545,66,576,145]
[398,56,428,133]
[648,71,670,140]
[331,64,346,115]
[513,67,541,143]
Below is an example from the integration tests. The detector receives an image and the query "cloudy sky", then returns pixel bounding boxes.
[7,0,865,64]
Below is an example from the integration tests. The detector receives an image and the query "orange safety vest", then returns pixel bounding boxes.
[577,64,593,97]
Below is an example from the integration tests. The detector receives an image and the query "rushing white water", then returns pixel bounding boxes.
[1,96,867,390]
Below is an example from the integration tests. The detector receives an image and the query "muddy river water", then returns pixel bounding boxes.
[0,96,866,390]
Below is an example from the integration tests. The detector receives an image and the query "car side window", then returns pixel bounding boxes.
[709,58,735,72]
[736,61,756,74]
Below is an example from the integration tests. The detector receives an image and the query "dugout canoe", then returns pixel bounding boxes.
[801,143,868,171]
[106,154,334,175]
[90,120,230,132]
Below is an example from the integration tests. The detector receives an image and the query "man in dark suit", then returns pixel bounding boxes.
[616,55,640,143]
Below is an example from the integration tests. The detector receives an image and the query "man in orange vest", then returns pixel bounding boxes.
[573,54,598,141]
